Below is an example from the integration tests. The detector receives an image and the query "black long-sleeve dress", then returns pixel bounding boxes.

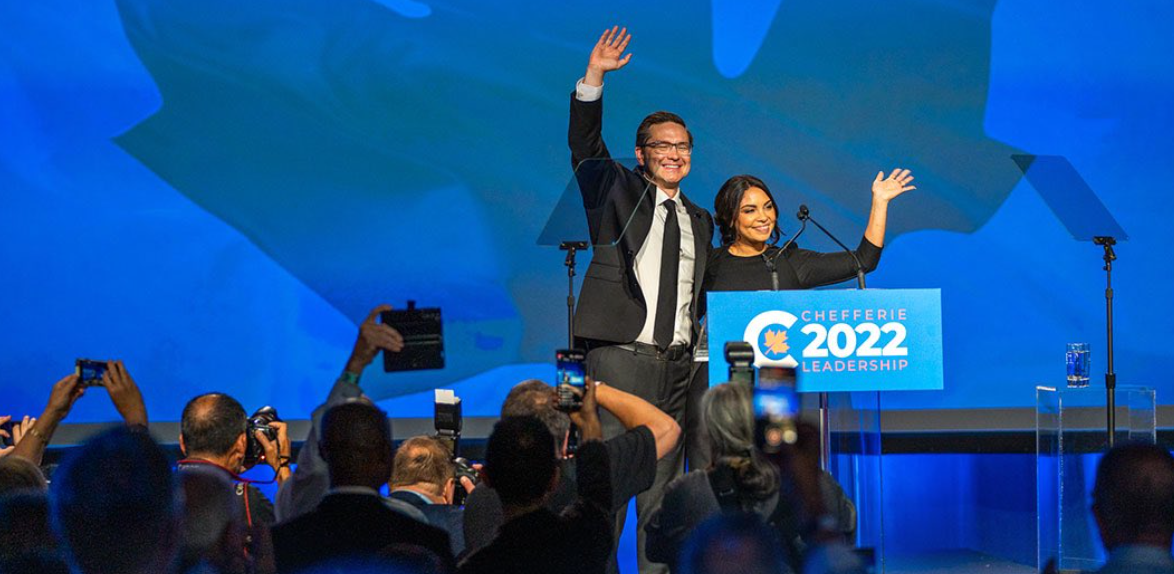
[702,236,882,294]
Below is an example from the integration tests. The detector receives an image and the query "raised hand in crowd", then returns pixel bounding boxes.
[345,304,405,375]
[8,373,85,464]
[103,360,148,427]
[255,419,292,484]
[584,26,633,87]
[0,415,33,458]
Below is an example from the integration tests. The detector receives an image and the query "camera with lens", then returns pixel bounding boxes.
[243,405,281,468]
[724,341,756,386]
[434,390,478,505]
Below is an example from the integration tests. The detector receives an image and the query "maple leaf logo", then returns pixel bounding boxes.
[763,329,789,356]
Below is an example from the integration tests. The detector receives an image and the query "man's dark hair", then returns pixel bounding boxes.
[51,426,178,574]
[180,393,247,457]
[1092,442,1174,546]
[635,111,694,148]
[320,401,394,489]
[501,380,571,446]
[713,174,782,246]
[484,416,557,507]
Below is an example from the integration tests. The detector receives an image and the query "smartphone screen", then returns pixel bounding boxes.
[754,366,798,419]
[555,349,586,411]
[556,349,586,390]
[75,359,107,387]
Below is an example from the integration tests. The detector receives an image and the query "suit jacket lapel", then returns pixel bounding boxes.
[682,197,709,302]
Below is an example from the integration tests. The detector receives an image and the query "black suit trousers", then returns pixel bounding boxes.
[587,344,692,574]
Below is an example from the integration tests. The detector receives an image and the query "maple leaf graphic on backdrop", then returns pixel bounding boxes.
[764,329,789,355]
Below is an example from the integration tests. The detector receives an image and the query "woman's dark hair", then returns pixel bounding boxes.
[701,383,780,505]
[713,175,781,246]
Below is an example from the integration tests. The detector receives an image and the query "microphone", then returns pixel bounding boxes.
[764,206,809,290]
[803,205,867,289]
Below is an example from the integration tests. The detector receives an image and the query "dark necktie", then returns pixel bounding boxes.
[654,199,680,350]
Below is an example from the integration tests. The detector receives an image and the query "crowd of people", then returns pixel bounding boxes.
[0,303,857,574]
[4,305,1171,574]
[2,24,1168,574]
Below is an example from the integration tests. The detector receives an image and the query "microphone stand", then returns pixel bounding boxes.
[802,206,868,471]
[805,209,866,289]
[560,240,588,458]
[1094,236,1117,447]
[560,241,588,349]
[765,208,808,291]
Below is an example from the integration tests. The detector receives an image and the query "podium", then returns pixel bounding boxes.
[708,288,944,573]
[1035,385,1156,573]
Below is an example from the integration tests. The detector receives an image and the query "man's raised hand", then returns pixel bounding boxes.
[345,304,406,375]
[103,361,148,427]
[585,26,633,87]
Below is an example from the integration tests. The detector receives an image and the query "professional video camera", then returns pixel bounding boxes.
[434,390,478,505]
[243,405,281,468]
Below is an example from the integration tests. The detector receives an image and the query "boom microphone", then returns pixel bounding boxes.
[803,205,866,289]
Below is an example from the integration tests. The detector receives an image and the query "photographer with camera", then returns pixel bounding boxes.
[177,390,291,568]
[388,435,473,556]
[462,374,680,571]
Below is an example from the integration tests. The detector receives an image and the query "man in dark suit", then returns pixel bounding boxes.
[271,402,453,573]
[568,26,714,574]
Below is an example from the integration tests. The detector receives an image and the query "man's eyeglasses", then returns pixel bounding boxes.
[642,141,693,156]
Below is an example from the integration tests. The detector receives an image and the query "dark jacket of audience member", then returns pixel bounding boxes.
[270,402,453,573]
[50,426,180,574]
[457,416,613,574]
[178,466,249,574]
[0,491,62,572]
[274,376,426,525]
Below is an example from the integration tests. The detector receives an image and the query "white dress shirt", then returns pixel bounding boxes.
[632,190,695,347]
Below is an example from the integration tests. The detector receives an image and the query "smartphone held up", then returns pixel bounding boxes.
[555,348,587,412]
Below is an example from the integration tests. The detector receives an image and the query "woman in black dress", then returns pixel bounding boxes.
[704,169,914,293]
[682,169,914,472]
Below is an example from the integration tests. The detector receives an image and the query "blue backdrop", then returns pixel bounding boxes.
[2,0,1172,423]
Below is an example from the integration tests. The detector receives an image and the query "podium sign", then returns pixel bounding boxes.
[707,289,943,393]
